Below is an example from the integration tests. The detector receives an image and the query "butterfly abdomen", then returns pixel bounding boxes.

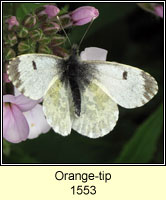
[69,78,81,117]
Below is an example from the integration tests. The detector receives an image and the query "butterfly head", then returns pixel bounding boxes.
[71,44,79,56]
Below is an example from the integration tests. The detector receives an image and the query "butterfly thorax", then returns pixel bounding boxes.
[58,46,97,117]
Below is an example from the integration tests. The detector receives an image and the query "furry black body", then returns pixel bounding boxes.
[58,45,97,117]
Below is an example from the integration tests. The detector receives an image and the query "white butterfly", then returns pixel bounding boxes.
[7,46,158,138]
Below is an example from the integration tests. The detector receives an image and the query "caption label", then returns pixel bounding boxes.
[55,171,111,195]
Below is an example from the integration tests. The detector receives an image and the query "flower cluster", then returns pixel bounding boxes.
[4,5,99,60]
[3,4,99,143]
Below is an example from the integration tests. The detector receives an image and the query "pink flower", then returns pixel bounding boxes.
[71,6,99,26]
[3,73,10,83]
[39,5,60,19]
[3,94,37,143]
[80,47,108,61]
[3,93,50,143]
[6,16,19,30]
[24,104,50,139]
[154,5,163,18]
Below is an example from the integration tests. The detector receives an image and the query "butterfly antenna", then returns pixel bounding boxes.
[56,16,72,47]
[78,19,94,48]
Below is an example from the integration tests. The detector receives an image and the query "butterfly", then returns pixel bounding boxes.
[7,45,158,138]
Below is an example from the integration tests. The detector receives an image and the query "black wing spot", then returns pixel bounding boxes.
[32,61,37,70]
[123,71,128,80]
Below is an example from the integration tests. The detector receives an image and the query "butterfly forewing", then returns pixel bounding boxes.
[7,54,62,100]
[83,61,158,108]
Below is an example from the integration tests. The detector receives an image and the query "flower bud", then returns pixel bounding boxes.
[42,22,60,35]
[38,36,51,45]
[29,29,43,41]
[38,45,52,54]
[23,14,37,28]
[18,40,36,53]
[50,34,66,47]
[4,48,16,60]
[52,46,68,58]
[154,5,163,18]
[18,41,30,52]
[5,33,17,47]
[38,5,60,19]
[17,27,29,38]
[3,73,10,83]
[6,16,19,30]
[70,6,99,26]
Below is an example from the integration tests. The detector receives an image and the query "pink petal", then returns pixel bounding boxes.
[14,88,43,103]
[3,73,10,83]
[3,104,29,143]
[24,104,51,139]
[71,6,99,26]
[72,6,99,20]
[3,103,11,134]
[80,47,108,61]
[14,95,39,112]
[154,5,163,18]
[3,94,39,112]
[6,16,19,30]
[44,5,60,18]
[73,17,93,26]
[3,95,16,103]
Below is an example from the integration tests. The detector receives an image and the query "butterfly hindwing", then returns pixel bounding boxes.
[7,54,62,100]
[83,61,158,108]
[72,80,119,138]
[43,77,72,136]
